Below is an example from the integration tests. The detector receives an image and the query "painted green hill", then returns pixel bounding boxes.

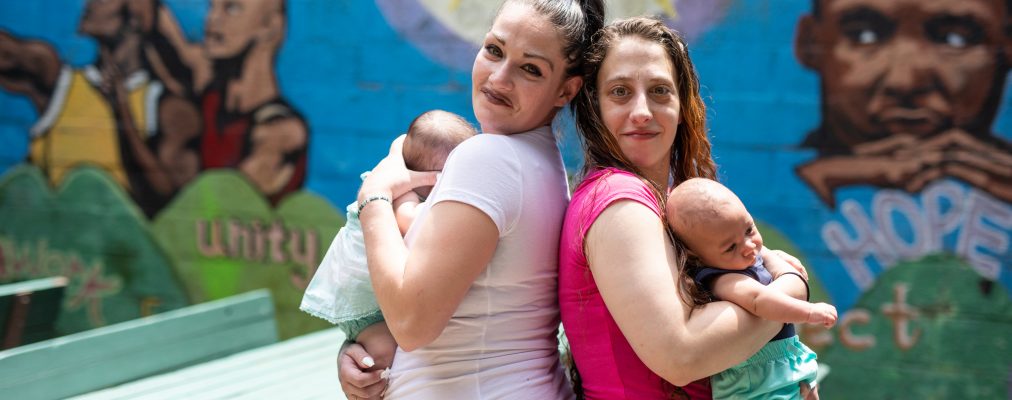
[151,171,345,339]
[819,255,1012,399]
[0,165,188,333]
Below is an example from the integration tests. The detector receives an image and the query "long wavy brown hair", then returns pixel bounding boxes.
[571,17,716,312]
[566,16,718,399]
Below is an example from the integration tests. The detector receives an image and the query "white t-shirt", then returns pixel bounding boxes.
[384,126,573,399]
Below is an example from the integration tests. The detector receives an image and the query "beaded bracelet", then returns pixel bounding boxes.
[355,194,392,217]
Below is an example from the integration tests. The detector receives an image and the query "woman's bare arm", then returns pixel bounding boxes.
[356,136,488,352]
[359,199,497,351]
[586,200,807,386]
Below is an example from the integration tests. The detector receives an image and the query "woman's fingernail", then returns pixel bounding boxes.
[362,356,375,368]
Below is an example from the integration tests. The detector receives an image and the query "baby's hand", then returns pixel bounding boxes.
[807,303,837,328]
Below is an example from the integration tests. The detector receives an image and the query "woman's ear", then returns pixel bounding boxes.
[555,75,583,107]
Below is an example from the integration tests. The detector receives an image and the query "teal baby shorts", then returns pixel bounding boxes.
[710,336,819,399]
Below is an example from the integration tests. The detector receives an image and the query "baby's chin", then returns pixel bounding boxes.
[720,263,753,271]
[712,257,756,271]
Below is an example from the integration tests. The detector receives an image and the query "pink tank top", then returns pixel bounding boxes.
[558,168,711,399]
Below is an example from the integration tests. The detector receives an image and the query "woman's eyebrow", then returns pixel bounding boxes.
[523,51,555,72]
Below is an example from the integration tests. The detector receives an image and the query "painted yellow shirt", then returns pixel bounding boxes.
[29,66,161,190]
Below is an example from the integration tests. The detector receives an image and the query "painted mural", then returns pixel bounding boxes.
[0,0,329,339]
[0,0,1010,397]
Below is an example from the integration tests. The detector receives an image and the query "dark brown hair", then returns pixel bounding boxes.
[503,0,606,77]
[403,110,476,172]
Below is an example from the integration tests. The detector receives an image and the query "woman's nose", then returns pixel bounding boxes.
[487,64,513,92]
[629,93,652,125]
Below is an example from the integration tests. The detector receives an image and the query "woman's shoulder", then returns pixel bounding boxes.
[575,168,653,196]
[570,167,661,217]
[447,133,518,164]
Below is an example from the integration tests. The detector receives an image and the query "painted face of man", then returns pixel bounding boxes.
[205,0,281,59]
[799,0,1009,146]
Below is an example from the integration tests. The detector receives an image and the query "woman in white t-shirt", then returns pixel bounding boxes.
[338,1,605,399]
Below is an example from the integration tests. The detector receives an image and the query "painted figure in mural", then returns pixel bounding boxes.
[0,0,201,216]
[300,109,476,346]
[338,0,603,398]
[137,0,308,206]
[559,17,814,399]
[666,178,836,399]
[794,0,1012,206]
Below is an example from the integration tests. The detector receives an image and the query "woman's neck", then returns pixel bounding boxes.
[641,163,670,192]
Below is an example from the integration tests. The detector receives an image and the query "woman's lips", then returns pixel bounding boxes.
[622,131,659,140]
[481,87,512,108]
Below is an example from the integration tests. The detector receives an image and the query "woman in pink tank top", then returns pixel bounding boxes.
[559,17,814,399]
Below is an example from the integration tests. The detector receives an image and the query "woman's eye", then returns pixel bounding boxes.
[485,44,503,58]
[522,64,542,76]
[651,86,672,95]
[609,86,629,97]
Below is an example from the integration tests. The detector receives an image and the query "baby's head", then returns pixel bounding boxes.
[666,178,763,270]
[403,110,477,198]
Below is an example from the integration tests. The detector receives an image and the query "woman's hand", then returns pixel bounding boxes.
[338,343,387,399]
[765,248,808,281]
[358,135,438,203]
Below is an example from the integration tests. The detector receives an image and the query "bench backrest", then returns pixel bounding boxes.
[0,276,68,349]
[0,289,278,400]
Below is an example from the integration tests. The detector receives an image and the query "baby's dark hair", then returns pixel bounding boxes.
[403,110,477,172]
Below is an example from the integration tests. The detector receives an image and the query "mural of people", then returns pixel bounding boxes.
[0,0,200,216]
[140,0,308,206]
[793,0,1012,206]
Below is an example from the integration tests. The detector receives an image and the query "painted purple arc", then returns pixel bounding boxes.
[375,0,730,72]
[375,0,480,72]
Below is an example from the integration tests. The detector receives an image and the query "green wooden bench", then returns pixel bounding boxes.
[72,326,348,400]
[0,289,279,400]
[0,276,67,349]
